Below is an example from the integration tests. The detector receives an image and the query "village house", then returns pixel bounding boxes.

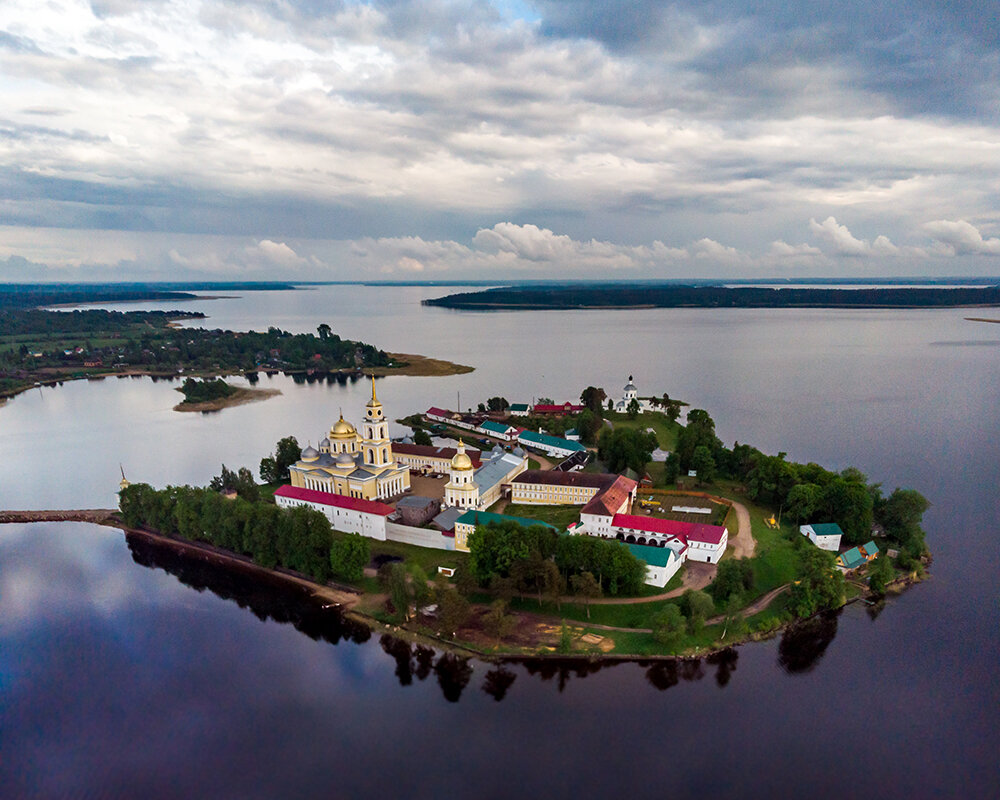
[800,523,843,552]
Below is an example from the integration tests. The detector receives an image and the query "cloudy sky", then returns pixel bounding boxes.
[1,0,998,281]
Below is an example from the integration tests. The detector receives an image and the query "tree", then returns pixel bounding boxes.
[652,604,685,648]
[877,488,929,555]
[209,464,259,502]
[490,574,516,604]
[786,483,822,523]
[575,408,602,445]
[570,571,602,619]
[558,622,574,654]
[598,427,658,474]
[437,589,471,637]
[409,564,433,608]
[483,599,517,647]
[685,589,715,634]
[666,402,680,423]
[867,553,895,595]
[691,445,716,484]
[542,561,566,610]
[821,477,874,545]
[721,594,748,640]
[674,409,721,472]
[317,323,331,340]
[788,547,846,618]
[487,396,509,412]
[260,435,302,483]
[477,402,487,412]
[710,559,754,604]
[607,398,614,412]
[663,452,681,484]
[454,566,478,597]
[626,397,640,419]
[329,534,370,582]
[413,429,433,446]
[379,562,411,620]
[580,386,606,416]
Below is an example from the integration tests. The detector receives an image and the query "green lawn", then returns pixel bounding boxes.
[501,502,583,530]
[368,538,469,575]
[603,410,680,451]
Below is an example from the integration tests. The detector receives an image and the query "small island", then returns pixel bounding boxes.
[173,377,282,412]
[100,375,930,661]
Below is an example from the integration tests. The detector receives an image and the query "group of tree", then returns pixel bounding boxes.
[467,520,645,601]
[0,308,391,377]
[597,427,658,475]
[177,377,237,404]
[209,464,261,503]
[650,589,716,648]
[663,407,929,554]
[259,436,303,484]
[119,482,337,584]
[787,545,847,618]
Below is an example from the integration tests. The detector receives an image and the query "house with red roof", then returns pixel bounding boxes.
[609,513,728,564]
[275,485,393,540]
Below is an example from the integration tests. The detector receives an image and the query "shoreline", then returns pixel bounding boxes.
[0,510,925,663]
[0,353,473,406]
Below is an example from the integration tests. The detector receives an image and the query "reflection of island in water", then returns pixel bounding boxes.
[126,532,844,701]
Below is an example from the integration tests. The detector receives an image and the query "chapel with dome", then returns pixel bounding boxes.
[288,376,410,501]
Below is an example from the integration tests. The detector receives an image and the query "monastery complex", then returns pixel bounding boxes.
[275,375,729,587]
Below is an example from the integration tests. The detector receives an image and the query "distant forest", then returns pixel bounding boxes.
[424,284,1000,310]
[0,282,297,310]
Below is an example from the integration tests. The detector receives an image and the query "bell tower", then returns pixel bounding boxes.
[361,375,392,468]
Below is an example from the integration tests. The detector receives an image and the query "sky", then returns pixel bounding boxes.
[1,0,998,281]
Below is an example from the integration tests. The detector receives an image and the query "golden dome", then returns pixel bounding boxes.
[451,440,474,471]
[330,413,357,439]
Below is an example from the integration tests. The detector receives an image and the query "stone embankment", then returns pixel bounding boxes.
[0,509,119,524]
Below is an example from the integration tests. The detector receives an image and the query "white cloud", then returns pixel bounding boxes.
[923,220,1000,256]
[770,240,822,258]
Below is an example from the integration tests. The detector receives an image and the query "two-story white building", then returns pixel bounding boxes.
[800,523,843,552]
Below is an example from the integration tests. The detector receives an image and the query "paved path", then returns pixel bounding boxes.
[727,500,755,558]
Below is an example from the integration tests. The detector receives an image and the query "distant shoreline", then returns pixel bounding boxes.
[424,284,1000,311]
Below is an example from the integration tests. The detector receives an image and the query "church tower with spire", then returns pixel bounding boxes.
[361,375,392,469]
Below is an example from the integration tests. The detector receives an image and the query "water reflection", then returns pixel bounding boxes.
[125,532,371,647]
[777,610,841,674]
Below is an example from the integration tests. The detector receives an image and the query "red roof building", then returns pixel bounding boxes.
[532,402,585,415]
[274,485,394,516]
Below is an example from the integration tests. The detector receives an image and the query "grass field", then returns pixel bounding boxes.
[501,502,583,529]
[603,410,681,451]
[368,538,469,575]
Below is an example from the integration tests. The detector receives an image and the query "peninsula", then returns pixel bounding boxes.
[83,376,929,659]
[0,308,472,404]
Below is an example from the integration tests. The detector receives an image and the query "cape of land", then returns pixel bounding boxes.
[0,308,472,402]
[0,281,298,309]
[424,284,1000,310]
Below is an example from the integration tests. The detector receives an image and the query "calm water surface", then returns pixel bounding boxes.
[2,286,998,798]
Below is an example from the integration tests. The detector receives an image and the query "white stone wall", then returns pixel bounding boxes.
[385,521,453,551]
[276,495,388,541]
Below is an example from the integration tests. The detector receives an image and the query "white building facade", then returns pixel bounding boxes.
[275,485,392,540]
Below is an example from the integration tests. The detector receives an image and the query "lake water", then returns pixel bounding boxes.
[2,286,998,798]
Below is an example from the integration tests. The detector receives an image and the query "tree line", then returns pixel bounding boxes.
[118,482,370,586]
[664,407,929,555]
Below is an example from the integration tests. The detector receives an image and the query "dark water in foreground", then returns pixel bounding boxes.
[1,286,999,798]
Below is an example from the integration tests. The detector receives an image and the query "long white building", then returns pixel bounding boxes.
[275,485,393,540]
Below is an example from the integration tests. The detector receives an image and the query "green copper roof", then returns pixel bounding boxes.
[624,542,676,568]
[518,430,587,452]
[481,420,512,434]
[809,522,844,537]
[455,509,557,530]
[838,546,867,569]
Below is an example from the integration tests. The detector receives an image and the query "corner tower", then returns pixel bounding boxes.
[361,375,392,468]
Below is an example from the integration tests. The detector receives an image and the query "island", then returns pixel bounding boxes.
[423,283,1000,310]
[58,374,929,661]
